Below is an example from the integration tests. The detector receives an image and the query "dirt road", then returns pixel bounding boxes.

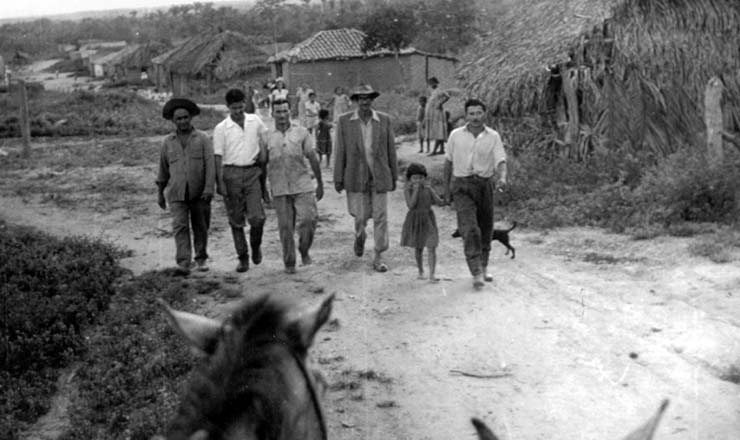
[2,128,739,439]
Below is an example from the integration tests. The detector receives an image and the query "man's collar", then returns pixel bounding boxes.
[224,113,258,127]
[350,109,380,122]
[271,121,300,133]
[464,123,491,135]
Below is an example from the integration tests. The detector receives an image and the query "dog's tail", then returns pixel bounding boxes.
[506,221,517,232]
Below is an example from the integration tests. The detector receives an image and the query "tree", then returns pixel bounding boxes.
[360,3,417,55]
[360,3,417,86]
[414,0,478,54]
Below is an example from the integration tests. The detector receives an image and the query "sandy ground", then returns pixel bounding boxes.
[4,62,740,440]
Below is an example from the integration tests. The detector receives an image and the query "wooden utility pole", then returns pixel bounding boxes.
[705,76,724,166]
[17,79,31,158]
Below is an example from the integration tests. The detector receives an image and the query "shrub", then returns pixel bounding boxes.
[63,272,218,440]
[0,89,224,138]
[0,221,126,439]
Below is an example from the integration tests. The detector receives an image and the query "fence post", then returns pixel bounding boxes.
[17,79,32,159]
[704,76,724,166]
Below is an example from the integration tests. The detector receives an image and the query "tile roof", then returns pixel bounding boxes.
[267,28,457,63]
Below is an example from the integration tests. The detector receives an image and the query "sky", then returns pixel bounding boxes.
[0,0,222,20]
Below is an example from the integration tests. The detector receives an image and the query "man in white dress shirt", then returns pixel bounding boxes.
[443,98,508,289]
[214,88,269,273]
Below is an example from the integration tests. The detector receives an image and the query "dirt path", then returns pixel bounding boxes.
[3,132,739,439]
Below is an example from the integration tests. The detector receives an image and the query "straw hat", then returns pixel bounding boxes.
[349,84,380,100]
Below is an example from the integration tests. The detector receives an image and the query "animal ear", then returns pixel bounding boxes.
[159,299,222,354]
[294,293,335,349]
[621,399,669,440]
[471,418,500,440]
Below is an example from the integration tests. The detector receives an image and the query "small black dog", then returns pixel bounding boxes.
[451,222,516,259]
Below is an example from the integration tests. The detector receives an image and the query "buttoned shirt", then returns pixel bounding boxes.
[350,110,380,177]
[445,124,506,178]
[266,122,316,197]
[213,113,267,166]
[156,129,215,202]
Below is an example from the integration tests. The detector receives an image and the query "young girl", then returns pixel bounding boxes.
[316,108,332,168]
[400,163,444,282]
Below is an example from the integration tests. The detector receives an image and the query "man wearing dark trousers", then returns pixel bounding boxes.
[214,88,269,273]
[157,98,215,274]
[443,98,507,289]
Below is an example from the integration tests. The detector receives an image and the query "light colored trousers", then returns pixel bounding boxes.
[346,191,389,255]
[273,192,318,268]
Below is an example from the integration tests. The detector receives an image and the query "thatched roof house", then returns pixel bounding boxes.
[459,0,740,159]
[152,30,269,96]
[267,28,458,96]
[116,42,168,82]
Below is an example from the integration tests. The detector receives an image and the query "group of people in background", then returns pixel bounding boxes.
[156,76,508,289]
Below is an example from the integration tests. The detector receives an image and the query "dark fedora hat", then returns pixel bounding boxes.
[162,98,200,120]
[349,84,380,100]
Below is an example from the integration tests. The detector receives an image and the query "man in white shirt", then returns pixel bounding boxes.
[443,98,508,289]
[214,88,269,273]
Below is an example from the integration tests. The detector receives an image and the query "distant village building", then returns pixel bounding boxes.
[267,28,458,96]
[151,30,269,96]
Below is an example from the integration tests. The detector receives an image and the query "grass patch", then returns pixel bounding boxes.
[0,89,223,139]
[687,239,735,263]
[62,272,219,440]
[0,221,127,440]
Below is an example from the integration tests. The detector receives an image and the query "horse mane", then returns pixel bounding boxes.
[166,295,310,440]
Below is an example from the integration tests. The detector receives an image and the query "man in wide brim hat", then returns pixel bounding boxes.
[349,84,380,100]
[156,96,214,275]
[162,98,201,120]
[333,82,397,273]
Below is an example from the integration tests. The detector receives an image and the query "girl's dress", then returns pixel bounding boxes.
[400,186,439,248]
[316,120,332,155]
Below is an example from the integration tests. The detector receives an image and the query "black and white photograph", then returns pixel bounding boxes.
[1,1,739,439]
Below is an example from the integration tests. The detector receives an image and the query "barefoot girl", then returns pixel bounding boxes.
[400,163,444,282]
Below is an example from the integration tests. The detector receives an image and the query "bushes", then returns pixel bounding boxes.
[0,222,126,439]
[0,89,224,138]
[500,144,740,231]
[63,273,216,440]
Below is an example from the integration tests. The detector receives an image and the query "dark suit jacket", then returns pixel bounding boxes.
[333,110,397,193]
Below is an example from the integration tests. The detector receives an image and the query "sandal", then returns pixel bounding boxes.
[373,262,388,273]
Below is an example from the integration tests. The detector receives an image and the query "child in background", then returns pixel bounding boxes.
[400,163,444,282]
[417,96,428,153]
[316,109,332,168]
[304,91,321,134]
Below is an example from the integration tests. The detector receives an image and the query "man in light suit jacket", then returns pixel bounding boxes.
[334,84,398,272]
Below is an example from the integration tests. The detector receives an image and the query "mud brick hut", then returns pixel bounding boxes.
[151,30,269,97]
[459,0,740,161]
[267,28,458,96]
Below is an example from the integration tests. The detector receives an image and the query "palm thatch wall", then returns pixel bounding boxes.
[459,0,740,160]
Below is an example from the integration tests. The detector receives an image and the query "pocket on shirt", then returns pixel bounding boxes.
[190,149,204,161]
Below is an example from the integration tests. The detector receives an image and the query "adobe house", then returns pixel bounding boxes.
[267,28,458,96]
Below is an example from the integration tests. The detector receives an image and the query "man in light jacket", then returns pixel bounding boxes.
[333,84,398,272]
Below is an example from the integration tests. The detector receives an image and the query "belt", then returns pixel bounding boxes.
[224,163,259,169]
[455,174,492,181]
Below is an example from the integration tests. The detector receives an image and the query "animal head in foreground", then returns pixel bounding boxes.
[158,294,334,440]
[472,399,669,440]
